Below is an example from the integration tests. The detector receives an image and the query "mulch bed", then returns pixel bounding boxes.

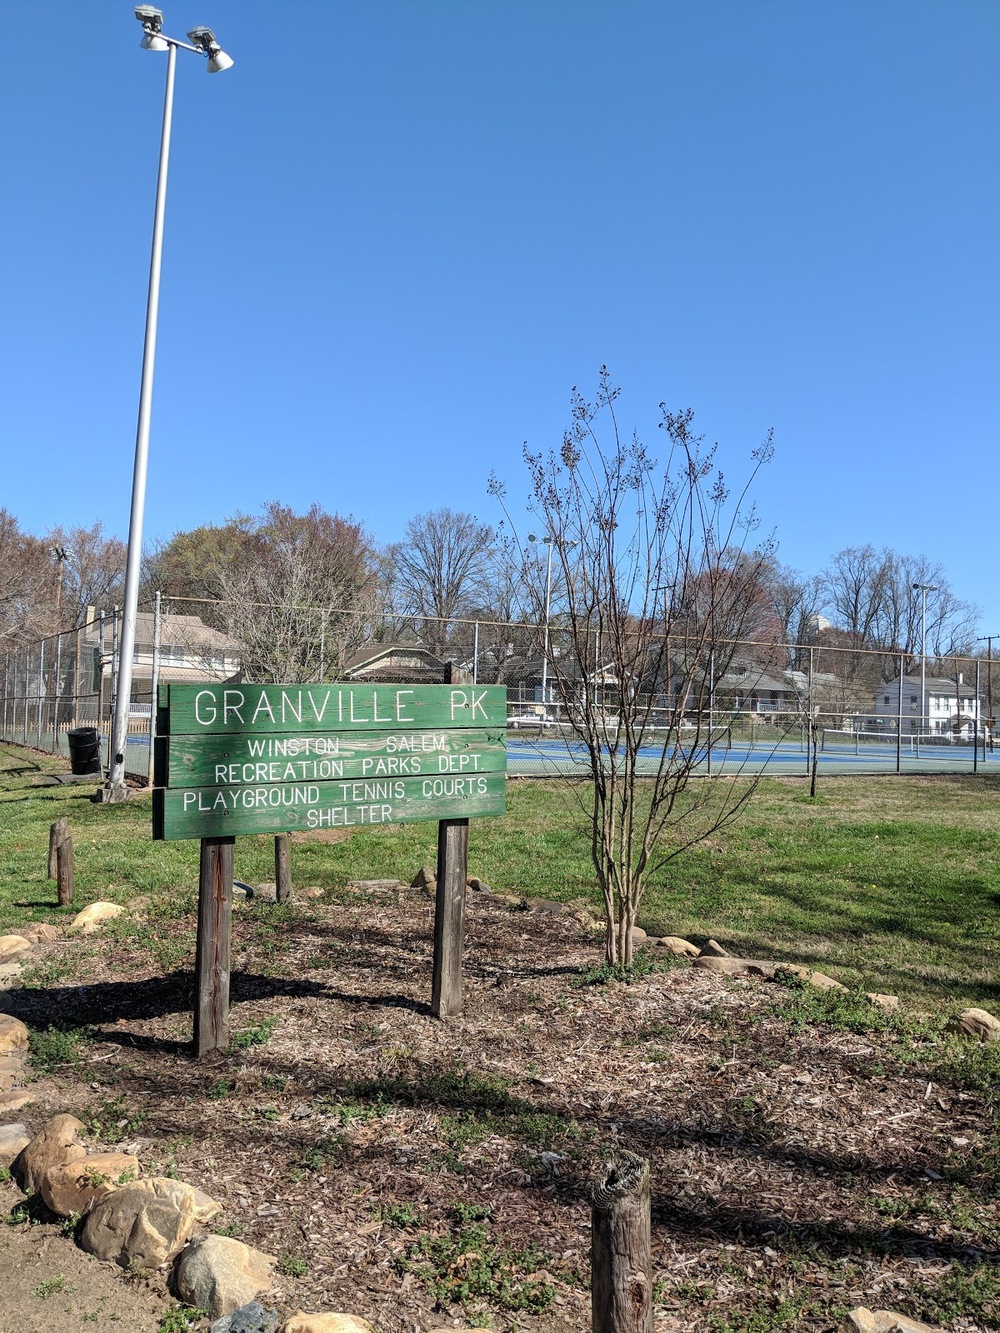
[5,883,998,1331]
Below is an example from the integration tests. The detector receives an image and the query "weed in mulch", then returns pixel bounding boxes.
[28,1024,92,1075]
[394,1202,557,1316]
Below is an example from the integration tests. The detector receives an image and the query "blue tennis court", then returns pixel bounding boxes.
[505,733,994,778]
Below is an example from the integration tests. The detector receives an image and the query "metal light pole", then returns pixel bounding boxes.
[528,534,578,718]
[102,8,233,801]
[912,582,938,741]
[976,633,999,751]
[528,535,555,713]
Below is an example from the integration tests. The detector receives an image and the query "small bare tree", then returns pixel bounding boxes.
[492,371,774,965]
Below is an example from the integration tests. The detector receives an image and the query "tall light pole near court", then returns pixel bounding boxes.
[102,7,233,801]
[913,582,938,740]
[528,534,577,716]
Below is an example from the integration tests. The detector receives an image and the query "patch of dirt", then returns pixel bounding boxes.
[2,886,998,1332]
[0,1191,173,1332]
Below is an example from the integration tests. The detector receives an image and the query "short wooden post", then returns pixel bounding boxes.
[56,836,75,908]
[194,836,234,1059]
[431,818,469,1018]
[274,833,292,902]
[591,1152,652,1333]
[48,818,68,880]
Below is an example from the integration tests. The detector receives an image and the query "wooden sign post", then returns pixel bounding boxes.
[194,835,234,1058]
[153,682,507,1055]
[432,818,469,1018]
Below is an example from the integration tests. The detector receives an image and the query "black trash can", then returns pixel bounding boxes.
[67,726,102,776]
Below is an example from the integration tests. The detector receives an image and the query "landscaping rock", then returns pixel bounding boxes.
[176,1234,275,1320]
[80,1183,194,1268]
[0,1090,34,1114]
[0,1123,31,1166]
[654,935,700,957]
[39,1151,140,1218]
[630,926,648,943]
[66,902,125,935]
[775,963,847,991]
[12,1113,87,1193]
[947,1006,1000,1044]
[210,1301,279,1332]
[467,877,492,893]
[839,1308,943,1332]
[129,1175,222,1224]
[21,923,61,944]
[0,1055,27,1093]
[284,1316,376,1333]
[699,938,731,957]
[0,935,32,962]
[347,880,402,892]
[411,866,436,889]
[0,962,24,982]
[867,992,900,1010]
[521,897,565,915]
[302,886,325,899]
[0,1013,29,1056]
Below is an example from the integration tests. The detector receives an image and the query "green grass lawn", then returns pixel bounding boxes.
[2,742,998,1006]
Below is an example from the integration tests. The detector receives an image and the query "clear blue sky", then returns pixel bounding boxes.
[3,2,998,632]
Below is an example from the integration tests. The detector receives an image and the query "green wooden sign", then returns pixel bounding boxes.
[161,683,506,735]
[154,771,506,840]
[160,728,506,789]
[153,681,507,841]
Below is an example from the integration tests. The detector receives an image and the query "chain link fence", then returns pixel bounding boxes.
[2,596,996,781]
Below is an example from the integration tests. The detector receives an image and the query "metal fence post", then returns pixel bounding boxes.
[147,591,162,788]
[52,632,63,753]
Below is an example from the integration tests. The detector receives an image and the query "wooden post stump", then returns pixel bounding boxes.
[274,833,292,902]
[591,1152,652,1333]
[56,837,75,908]
[194,836,234,1059]
[48,818,67,880]
[431,818,469,1018]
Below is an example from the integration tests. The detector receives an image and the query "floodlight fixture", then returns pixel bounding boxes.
[135,4,169,50]
[188,25,235,72]
[135,4,164,30]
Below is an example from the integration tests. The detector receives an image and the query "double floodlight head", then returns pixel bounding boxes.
[187,25,234,72]
[133,8,234,71]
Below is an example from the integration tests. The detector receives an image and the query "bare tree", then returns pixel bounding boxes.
[822,545,978,680]
[0,509,55,648]
[763,561,826,663]
[389,508,494,656]
[492,370,774,965]
[213,503,381,682]
[45,522,126,630]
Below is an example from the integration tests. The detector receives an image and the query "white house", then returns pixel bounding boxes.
[872,674,981,737]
